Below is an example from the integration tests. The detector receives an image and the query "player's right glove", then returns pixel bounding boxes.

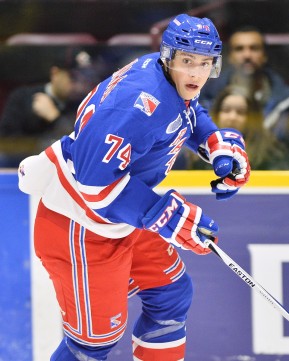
[142,190,218,255]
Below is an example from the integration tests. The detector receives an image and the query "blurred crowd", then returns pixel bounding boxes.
[0,48,106,167]
[175,25,289,170]
[0,25,288,170]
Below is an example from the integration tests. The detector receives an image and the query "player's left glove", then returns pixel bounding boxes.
[142,190,218,255]
[205,129,251,200]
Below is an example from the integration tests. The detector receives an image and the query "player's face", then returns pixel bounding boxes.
[229,32,267,75]
[168,51,214,100]
[217,94,248,131]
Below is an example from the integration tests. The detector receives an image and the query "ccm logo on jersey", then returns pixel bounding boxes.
[134,92,160,116]
[149,198,179,232]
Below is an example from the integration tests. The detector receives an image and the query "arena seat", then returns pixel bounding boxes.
[6,33,98,45]
[106,33,152,46]
[264,33,289,45]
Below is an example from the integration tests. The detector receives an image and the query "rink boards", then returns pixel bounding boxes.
[0,170,289,361]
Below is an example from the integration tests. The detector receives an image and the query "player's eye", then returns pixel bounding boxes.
[182,57,192,65]
[201,62,211,68]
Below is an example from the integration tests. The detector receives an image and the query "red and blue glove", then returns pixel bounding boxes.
[205,128,251,200]
[142,190,218,255]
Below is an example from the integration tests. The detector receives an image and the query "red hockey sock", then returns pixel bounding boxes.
[132,335,186,361]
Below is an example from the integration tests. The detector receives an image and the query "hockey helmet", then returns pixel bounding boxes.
[160,14,222,78]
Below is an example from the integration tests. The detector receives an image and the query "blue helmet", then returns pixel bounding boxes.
[160,14,222,78]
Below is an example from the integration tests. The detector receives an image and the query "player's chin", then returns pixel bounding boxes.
[182,86,199,99]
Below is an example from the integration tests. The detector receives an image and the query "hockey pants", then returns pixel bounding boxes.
[34,201,193,361]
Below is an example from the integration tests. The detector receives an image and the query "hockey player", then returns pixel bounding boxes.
[18,14,250,361]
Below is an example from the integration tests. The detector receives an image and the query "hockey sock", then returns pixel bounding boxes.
[132,274,193,360]
[132,313,186,360]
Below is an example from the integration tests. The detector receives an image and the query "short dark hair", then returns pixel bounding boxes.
[231,25,263,34]
[229,26,266,50]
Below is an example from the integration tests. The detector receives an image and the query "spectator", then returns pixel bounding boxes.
[199,26,289,120]
[0,49,99,167]
[210,85,288,170]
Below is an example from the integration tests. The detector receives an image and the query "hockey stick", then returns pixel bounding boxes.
[204,238,289,322]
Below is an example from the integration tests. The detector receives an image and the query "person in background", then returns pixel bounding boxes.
[0,49,99,167]
[199,26,289,120]
[210,85,288,170]
[18,14,250,361]
[176,85,288,171]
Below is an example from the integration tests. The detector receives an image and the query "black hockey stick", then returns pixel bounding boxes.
[204,238,289,322]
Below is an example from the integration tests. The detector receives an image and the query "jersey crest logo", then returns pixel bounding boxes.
[134,92,160,116]
[166,114,182,134]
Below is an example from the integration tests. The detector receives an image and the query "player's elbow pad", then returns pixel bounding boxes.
[18,153,54,196]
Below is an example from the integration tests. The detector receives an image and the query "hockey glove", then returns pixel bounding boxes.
[205,129,251,200]
[142,190,218,255]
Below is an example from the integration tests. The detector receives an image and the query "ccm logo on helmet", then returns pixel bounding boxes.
[195,40,213,45]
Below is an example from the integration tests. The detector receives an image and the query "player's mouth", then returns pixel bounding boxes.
[186,84,199,91]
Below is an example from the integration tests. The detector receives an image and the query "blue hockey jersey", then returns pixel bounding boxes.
[19,52,218,238]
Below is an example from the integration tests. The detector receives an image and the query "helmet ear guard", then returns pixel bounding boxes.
[160,44,174,62]
[210,56,222,78]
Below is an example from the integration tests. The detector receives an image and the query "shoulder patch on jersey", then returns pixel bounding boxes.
[166,114,183,134]
[134,92,160,116]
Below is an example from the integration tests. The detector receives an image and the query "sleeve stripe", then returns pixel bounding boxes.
[78,176,127,203]
[45,145,110,225]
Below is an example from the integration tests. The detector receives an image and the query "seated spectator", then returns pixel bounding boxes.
[173,82,288,171]
[199,26,289,122]
[210,85,288,170]
[0,49,99,167]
